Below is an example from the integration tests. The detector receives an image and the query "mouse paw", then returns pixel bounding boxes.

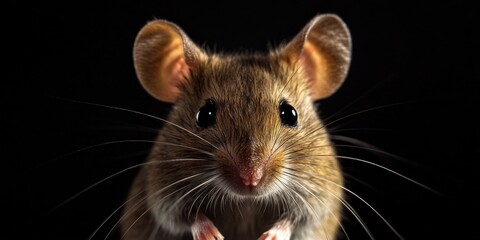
[191,215,224,240]
[258,220,292,240]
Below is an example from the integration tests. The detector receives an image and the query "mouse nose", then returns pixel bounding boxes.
[239,167,264,187]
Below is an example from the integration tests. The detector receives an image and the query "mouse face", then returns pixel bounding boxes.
[122,14,352,239]
[153,55,336,198]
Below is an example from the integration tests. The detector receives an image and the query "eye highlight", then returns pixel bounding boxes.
[196,99,216,128]
[279,100,297,128]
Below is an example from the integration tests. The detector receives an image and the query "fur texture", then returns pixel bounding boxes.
[121,14,351,240]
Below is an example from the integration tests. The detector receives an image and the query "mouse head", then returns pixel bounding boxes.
[134,15,351,197]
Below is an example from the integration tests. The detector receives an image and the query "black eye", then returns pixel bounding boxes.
[196,99,216,128]
[279,101,297,128]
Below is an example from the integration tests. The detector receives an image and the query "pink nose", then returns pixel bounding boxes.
[239,168,264,187]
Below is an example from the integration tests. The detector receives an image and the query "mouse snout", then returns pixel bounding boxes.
[238,165,264,187]
[233,155,269,192]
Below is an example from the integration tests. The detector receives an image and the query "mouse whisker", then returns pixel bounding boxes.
[335,155,437,194]
[34,140,214,176]
[270,175,297,218]
[330,135,420,166]
[46,161,150,216]
[328,127,390,134]
[285,140,407,166]
[166,174,219,215]
[88,189,145,240]
[96,123,161,135]
[187,177,218,221]
[49,158,211,216]
[284,143,419,192]
[287,166,404,240]
[281,167,375,240]
[275,177,302,218]
[278,172,351,240]
[283,142,333,156]
[194,184,219,221]
[288,168,375,240]
[206,182,224,218]
[276,125,330,155]
[320,79,399,125]
[290,153,438,194]
[117,172,209,240]
[94,168,209,239]
[279,175,320,220]
[270,124,328,156]
[322,102,412,131]
[282,183,333,240]
[52,97,220,150]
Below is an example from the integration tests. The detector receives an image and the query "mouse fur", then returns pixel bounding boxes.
[120,14,351,240]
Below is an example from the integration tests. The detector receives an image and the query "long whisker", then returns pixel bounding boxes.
[207,184,223,217]
[285,140,409,166]
[50,97,219,150]
[271,124,329,155]
[43,140,214,168]
[120,174,219,239]
[330,135,417,165]
[47,158,209,216]
[281,167,372,240]
[94,123,161,134]
[187,179,218,220]
[280,173,351,240]
[328,127,391,134]
[335,155,438,194]
[284,166,403,240]
[323,102,411,131]
[46,162,148,216]
[195,185,219,221]
[87,189,144,240]
[321,76,413,124]
[323,176,404,240]
[118,184,190,240]
[291,153,439,194]
[283,179,330,239]
[114,172,207,240]
[167,175,219,214]
[273,175,304,218]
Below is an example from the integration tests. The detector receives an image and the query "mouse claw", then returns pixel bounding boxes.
[191,215,224,240]
[258,220,292,240]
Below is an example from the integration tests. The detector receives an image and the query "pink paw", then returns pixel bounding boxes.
[191,215,224,240]
[258,220,292,240]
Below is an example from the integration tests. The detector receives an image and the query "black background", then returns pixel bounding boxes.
[5,1,479,239]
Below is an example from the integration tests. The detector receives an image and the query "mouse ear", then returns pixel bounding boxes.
[281,14,351,100]
[133,20,206,103]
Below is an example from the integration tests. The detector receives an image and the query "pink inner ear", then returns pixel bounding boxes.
[166,56,190,88]
[301,41,331,100]
[160,54,190,102]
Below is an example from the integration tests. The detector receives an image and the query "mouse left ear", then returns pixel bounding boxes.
[133,19,206,103]
[280,14,352,100]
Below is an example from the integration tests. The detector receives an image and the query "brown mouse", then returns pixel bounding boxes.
[120,14,351,240]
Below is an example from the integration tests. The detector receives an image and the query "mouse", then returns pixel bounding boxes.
[120,13,351,240]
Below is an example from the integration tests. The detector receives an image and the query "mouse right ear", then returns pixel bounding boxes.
[280,14,352,100]
[133,20,206,103]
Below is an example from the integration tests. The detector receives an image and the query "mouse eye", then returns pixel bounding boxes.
[279,101,297,128]
[196,99,217,128]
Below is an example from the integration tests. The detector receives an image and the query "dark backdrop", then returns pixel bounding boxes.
[5,1,478,239]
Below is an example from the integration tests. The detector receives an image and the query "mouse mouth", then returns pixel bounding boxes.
[222,170,274,198]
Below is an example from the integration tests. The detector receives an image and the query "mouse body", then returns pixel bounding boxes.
[120,14,352,240]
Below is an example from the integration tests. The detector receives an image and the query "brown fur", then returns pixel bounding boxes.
[121,14,351,240]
